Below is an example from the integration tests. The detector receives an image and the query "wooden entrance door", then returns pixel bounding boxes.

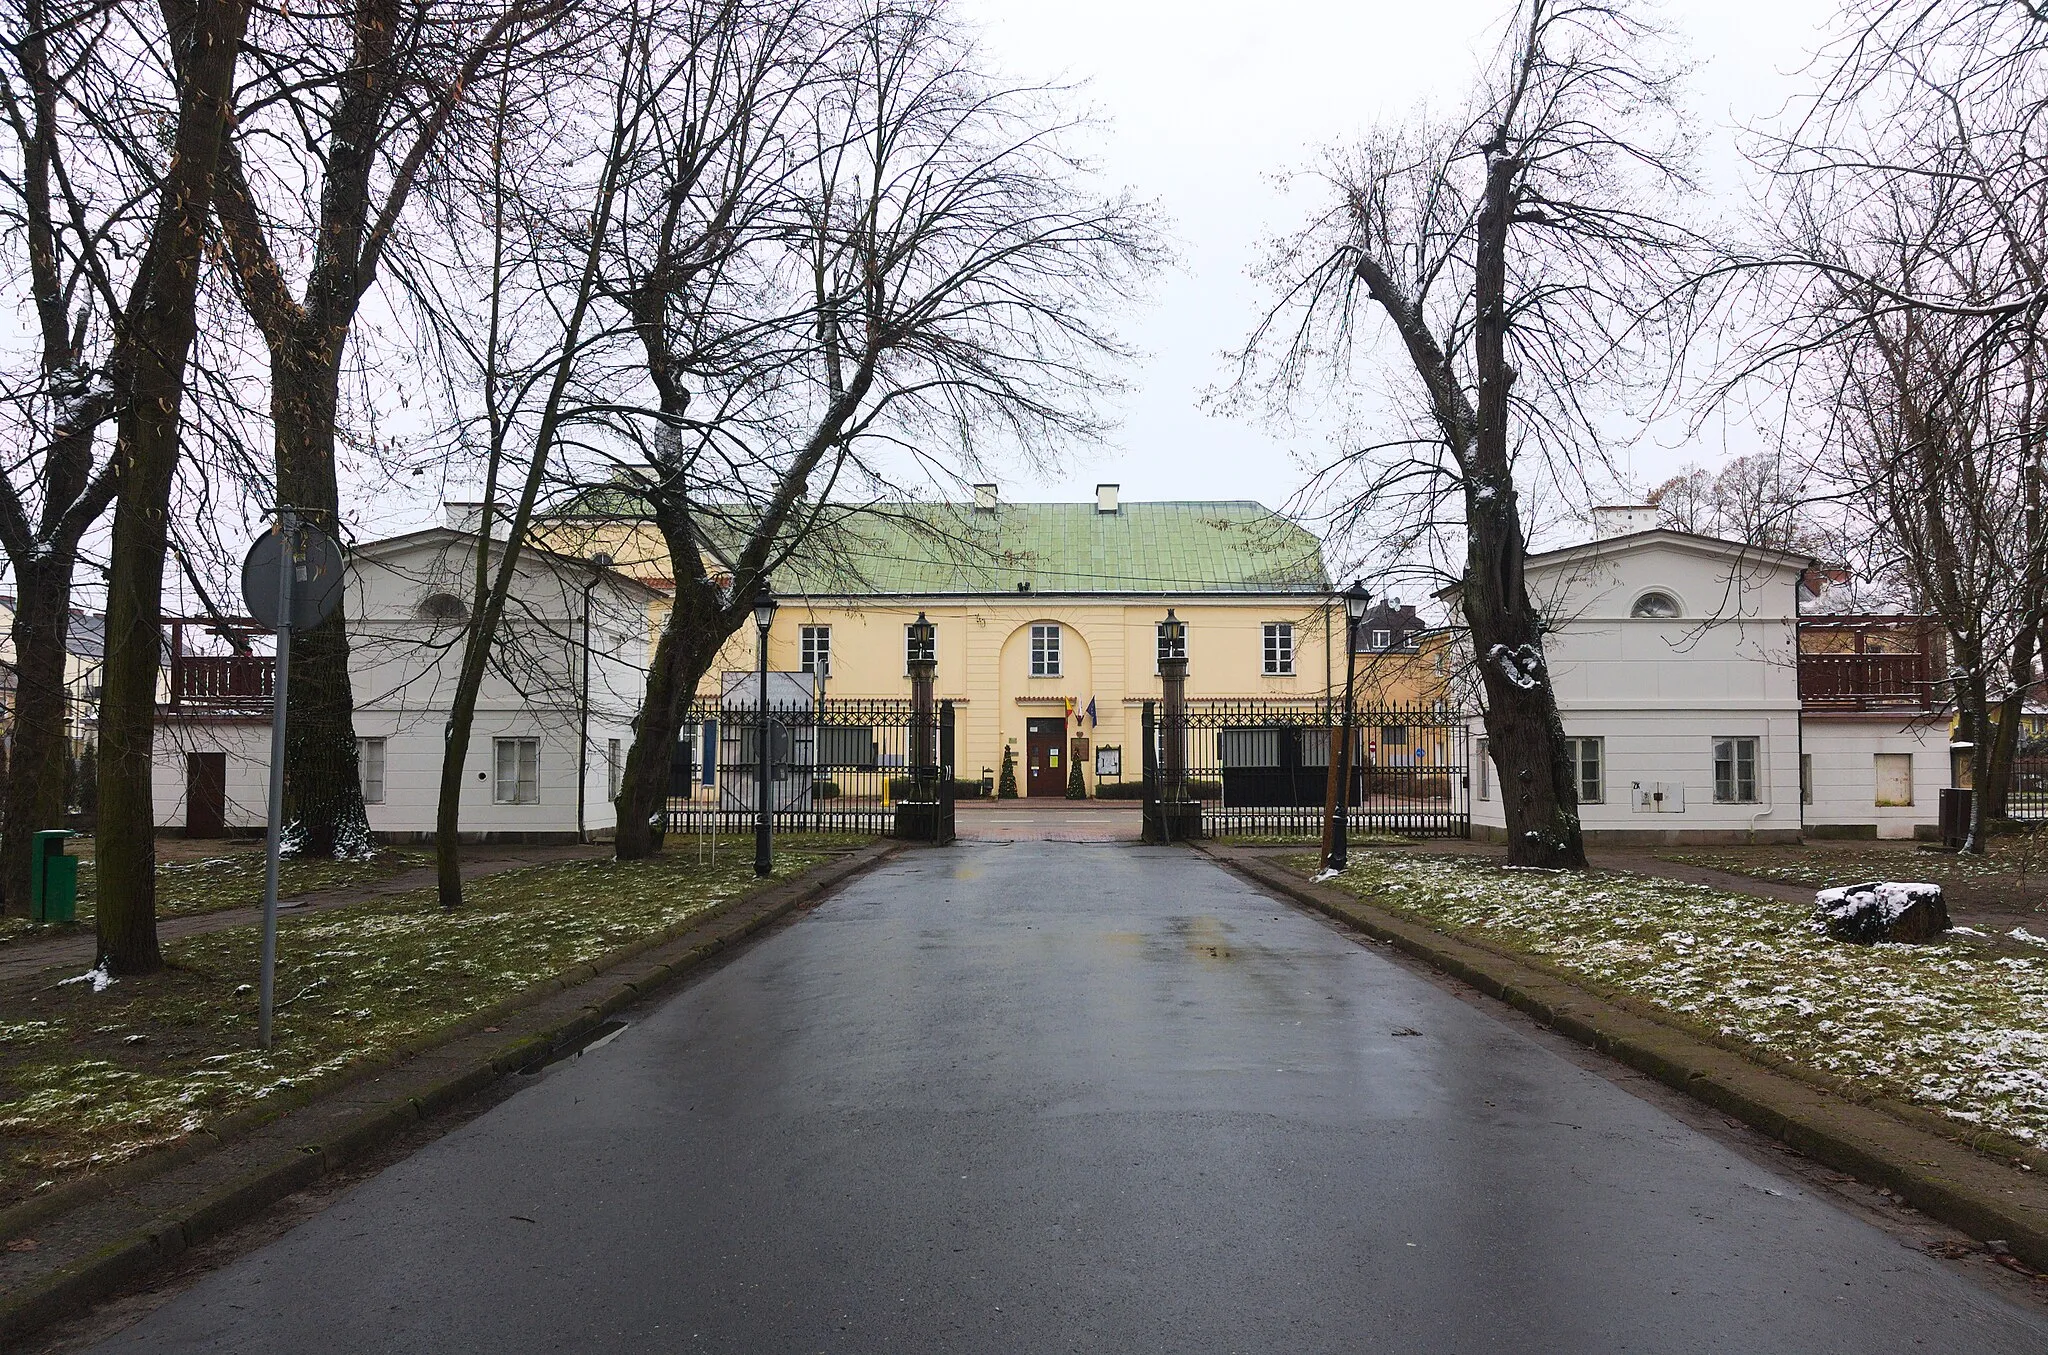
[186,752,226,838]
[1025,718,1066,797]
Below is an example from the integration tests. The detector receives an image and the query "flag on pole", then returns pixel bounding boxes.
[1064,696,1076,718]
[1085,697,1097,727]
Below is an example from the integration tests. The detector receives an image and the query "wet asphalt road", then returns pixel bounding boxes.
[90,843,2048,1353]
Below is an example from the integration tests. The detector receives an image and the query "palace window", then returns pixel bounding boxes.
[1031,624,1061,677]
[1156,619,1187,669]
[1262,622,1294,675]
[905,621,936,668]
[800,625,831,678]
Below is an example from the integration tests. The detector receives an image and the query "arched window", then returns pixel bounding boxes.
[1630,590,1680,619]
[417,592,467,623]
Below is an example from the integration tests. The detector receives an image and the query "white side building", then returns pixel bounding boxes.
[1461,529,1950,845]
[152,528,657,843]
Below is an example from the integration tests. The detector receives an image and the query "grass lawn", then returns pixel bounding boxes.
[1661,839,2048,925]
[0,845,428,948]
[1307,851,2048,1152]
[0,835,862,1209]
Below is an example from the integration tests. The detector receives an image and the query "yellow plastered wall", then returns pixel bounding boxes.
[707,596,1338,791]
[530,517,1339,791]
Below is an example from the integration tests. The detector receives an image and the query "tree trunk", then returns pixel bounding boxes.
[96,0,251,973]
[1954,635,1994,854]
[615,580,727,859]
[1983,624,2036,821]
[271,346,370,857]
[1,552,80,914]
[1468,145,1586,870]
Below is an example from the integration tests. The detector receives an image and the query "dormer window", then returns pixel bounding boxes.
[1630,590,1680,619]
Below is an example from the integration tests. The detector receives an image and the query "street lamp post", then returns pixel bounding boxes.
[1157,608,1188,842]
[753,581,778,877]
[908,611,937,778]
[1328,580,1371,873]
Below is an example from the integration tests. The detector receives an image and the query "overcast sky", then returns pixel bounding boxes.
[953,0,1844,510]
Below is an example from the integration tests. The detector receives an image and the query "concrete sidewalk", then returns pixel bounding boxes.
[0,844,608,983]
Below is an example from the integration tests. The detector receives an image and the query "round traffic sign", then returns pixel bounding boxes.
[241,521,345,632]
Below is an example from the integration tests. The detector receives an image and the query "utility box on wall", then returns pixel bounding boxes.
[1630,781,1685,813]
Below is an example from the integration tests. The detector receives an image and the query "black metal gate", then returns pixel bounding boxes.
[1145,700,1469,838]
[663,699,954,842]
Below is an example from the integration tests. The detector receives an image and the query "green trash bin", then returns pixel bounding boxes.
[30,829,77,924]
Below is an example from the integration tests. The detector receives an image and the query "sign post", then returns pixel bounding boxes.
[240,512,344,1049]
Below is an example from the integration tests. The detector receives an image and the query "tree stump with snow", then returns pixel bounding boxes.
[1814,882,1950,944]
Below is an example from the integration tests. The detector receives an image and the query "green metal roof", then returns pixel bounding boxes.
[566,495,1329,596]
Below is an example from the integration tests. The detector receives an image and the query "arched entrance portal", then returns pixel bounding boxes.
[996,619,1093,798]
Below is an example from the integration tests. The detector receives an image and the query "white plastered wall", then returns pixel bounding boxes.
[1801,715,1947,839]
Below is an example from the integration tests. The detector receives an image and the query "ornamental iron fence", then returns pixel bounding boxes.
[662,698,954,843]
[1143,699,1470,839]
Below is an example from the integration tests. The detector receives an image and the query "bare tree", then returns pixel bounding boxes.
[1234,0,1700,868]
[1647,453,1824,552]
[0,0,164,913]
[1733,0,2048,844]
[589,0,1159,858]
[95,0,252,973]
[209,0,574,859]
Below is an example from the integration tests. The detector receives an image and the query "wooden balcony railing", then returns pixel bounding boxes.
[1797,652,1938,710]
[169,653,275,711]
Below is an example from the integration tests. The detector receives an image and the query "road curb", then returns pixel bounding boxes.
[1207,846,2048,1274]
[0,841,899,1346]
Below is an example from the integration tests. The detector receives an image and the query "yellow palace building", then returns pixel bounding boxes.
[536,483,1337,796]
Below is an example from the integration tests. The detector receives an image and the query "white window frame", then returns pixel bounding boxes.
[1800,752,1814,805]
[1262,622,1294,676]
[1563,736,1603,805]
[799,624,831,678]
[1030,623,1061,677]
[606,738,623,800]
[1476,736,1491,800]
[1370,628,1390,650]
[358,737,386,805]
[494,737,540,805]
[1713,736,1759,804]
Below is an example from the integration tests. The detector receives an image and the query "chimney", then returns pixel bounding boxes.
[1095,483,1120,514]
[972,483,998,512]
[1592,504,1659,539]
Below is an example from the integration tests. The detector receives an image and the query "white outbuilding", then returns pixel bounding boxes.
[152,527,657,843]
[1458,528,1949,845]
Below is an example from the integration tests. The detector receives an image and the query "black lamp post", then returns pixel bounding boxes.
[908,611,937,777]
[1157,608,1188,839]
[753,580,778,877]
[1329,579,1372,872]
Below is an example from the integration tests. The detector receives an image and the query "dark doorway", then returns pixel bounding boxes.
[186,752,227,838]
[1026,718,1066,798]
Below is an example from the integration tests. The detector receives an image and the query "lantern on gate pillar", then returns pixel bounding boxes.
[908,611,937,774]
[1158,609,1188,801]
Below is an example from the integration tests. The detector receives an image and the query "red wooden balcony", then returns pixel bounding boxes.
[163,616,274,713]
[1797,615,1942,711]
[170,653,275,710]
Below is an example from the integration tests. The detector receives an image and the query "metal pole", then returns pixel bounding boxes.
[755,620,772,877]
[1332,628,1358,872]
[258,510,297,1049]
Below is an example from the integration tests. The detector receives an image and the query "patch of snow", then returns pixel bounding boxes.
[2009,927,2048,949]
[58,962,115,993]
[1487,643,1547,692]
